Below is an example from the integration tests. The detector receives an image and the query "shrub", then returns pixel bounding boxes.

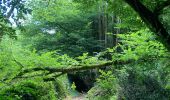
[0,80,57,100]
[87,70,118,100]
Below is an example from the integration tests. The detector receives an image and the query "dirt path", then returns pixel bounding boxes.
[64,94,87,100]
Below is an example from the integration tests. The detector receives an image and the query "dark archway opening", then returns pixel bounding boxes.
[68,73,93,93]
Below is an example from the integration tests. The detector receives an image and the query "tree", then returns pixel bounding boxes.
[0,0,170,99]
[0,0,169,84]
[123,0,170,49]
[20,0,107,56]
[0,0,31,21]
[0,0,31,40]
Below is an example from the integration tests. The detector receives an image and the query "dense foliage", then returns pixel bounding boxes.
[0,0,170,100]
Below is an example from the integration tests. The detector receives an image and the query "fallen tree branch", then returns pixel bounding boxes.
[10,54,168,81]
[17,61,113,76]
[16,60,131,78]
[43,72,66,82]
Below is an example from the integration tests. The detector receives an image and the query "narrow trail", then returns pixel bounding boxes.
[64,93,87,100]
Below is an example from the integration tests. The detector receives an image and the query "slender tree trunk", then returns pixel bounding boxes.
[116,16,121,46]
[111,14,115,47]
[98,3,102,48]
[104,2,108,48]
[104,14,107,47]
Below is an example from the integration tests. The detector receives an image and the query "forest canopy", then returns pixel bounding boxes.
[0,0,170,100]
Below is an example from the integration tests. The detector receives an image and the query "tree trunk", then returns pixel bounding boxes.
[123,0,170,49]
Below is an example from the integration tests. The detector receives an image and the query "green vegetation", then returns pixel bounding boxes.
[0,0,170,100]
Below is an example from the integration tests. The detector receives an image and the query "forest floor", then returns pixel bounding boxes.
[64,93,87,100]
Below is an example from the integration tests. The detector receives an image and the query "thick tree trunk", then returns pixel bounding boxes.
[124,0,170,49]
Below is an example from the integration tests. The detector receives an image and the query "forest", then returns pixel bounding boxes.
[0,0,170,100]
